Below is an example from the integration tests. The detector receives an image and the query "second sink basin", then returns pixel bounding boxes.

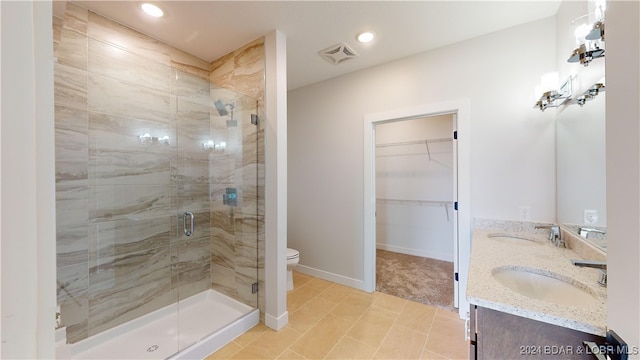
[492,267,599,307]
[487,233,543,246]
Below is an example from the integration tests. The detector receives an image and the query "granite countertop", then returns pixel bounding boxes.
[467,226,607,336]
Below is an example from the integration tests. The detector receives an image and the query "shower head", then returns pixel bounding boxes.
[214,100,236,127]
[214,99,229,116]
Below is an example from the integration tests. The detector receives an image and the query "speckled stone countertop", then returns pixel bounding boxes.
[467,221,607,336]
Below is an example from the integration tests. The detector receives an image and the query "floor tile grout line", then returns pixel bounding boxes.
[368,295,408,358]
[319,291,377,359]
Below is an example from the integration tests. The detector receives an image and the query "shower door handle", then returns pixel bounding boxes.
[183,211,194,236]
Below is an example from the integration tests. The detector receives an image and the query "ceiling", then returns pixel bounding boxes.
[70,1,561,90]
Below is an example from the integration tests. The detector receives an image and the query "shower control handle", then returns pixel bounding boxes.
[183,211,194,236]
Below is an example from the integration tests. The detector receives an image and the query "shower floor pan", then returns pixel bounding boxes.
[56,289,259,360]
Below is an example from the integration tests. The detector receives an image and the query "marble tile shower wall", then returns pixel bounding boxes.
[54,3,264,344]
[210,38,266,318]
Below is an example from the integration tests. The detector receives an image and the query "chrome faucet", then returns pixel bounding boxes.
[571,259,607,287]
[535,225,565,247]
[578,227,606,239]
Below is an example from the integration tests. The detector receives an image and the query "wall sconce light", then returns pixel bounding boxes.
[575,82,605,107]
[567,3,606,67]
[534,74,572,111]
[567,42,604,66]
[139,133,170,145]
[202,140,226,152]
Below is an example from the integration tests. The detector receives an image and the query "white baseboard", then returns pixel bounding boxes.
[376,243,453,262]
[264,311,288,331]
[295,265,369,292]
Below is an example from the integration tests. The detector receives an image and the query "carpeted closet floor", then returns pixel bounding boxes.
[376,249,455,312]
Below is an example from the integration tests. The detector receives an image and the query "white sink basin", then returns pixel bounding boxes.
[487,233,543,246]
[492,267,599,307]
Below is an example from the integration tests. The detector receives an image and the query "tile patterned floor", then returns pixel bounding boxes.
[205,272,469,360]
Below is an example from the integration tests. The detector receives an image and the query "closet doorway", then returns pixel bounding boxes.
[363,100,471,319]
[374,114,456,311]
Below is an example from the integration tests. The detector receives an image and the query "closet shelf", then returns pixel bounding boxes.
[376,198,454,221]
[376,198,452,206]
[375,137,452,160]
[375,138,452,148]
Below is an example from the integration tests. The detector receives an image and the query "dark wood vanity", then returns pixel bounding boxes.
[469,305,605,360]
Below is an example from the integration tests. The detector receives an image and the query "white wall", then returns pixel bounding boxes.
[264,30,289,330]
[605,0,640,353]
[288,17,557,281]
[1,1,56,357]
[375,116,454,261]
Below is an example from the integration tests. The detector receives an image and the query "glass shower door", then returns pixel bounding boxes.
[173,69,260,353]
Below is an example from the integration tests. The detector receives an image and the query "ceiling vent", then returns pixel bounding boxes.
[318,42,358,65]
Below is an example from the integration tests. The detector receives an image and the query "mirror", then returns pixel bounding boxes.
[556,80,606,251]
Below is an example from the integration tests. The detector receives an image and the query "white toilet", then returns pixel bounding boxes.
[286,248,300,291]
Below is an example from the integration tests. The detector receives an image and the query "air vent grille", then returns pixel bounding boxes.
[318,42,358,65]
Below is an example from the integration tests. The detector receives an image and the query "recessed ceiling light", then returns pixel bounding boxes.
[357,31,375,43]
[141,3,164,17]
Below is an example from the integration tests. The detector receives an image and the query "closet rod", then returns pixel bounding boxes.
[376,198,453,221]
[375,137,451,148]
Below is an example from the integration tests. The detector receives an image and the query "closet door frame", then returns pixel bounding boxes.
[363,100,470,319]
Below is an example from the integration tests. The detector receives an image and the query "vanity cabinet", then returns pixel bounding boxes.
[469,305,605,360]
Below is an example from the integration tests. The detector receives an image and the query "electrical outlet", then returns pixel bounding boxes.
[584,210,598,224]
[519,206,531,221]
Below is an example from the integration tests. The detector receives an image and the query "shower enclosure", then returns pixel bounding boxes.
[54,5,264,358]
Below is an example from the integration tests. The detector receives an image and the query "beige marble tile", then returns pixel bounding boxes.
[88,112,173,153]
[374,324,427,359]
[56,185,89,227]
[89,246,171,295]
[59,293,89,343]
[55,63,87,110]
[89,217,170,261]
[61,2,88,35]
[55,27,87,70]
[289,314,352,359]
[89,184,171,222]
[57,223,88,267]
[169,47,210,80]
[172,153,210,185]
[89,149,171,186]
[325,336,378,359]
[424,314,468,360]
[88,282,174,338]
[210,52,235,88]
[57,262,88,304]
[89,38,171,93]
[56,145,88,185]
[87,11,170,65]
[88,73,170,124]
[55,105,88,148]
[174,263,211,300]
[171,237,210,272]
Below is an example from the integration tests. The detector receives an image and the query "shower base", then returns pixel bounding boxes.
[56,290,259,359]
